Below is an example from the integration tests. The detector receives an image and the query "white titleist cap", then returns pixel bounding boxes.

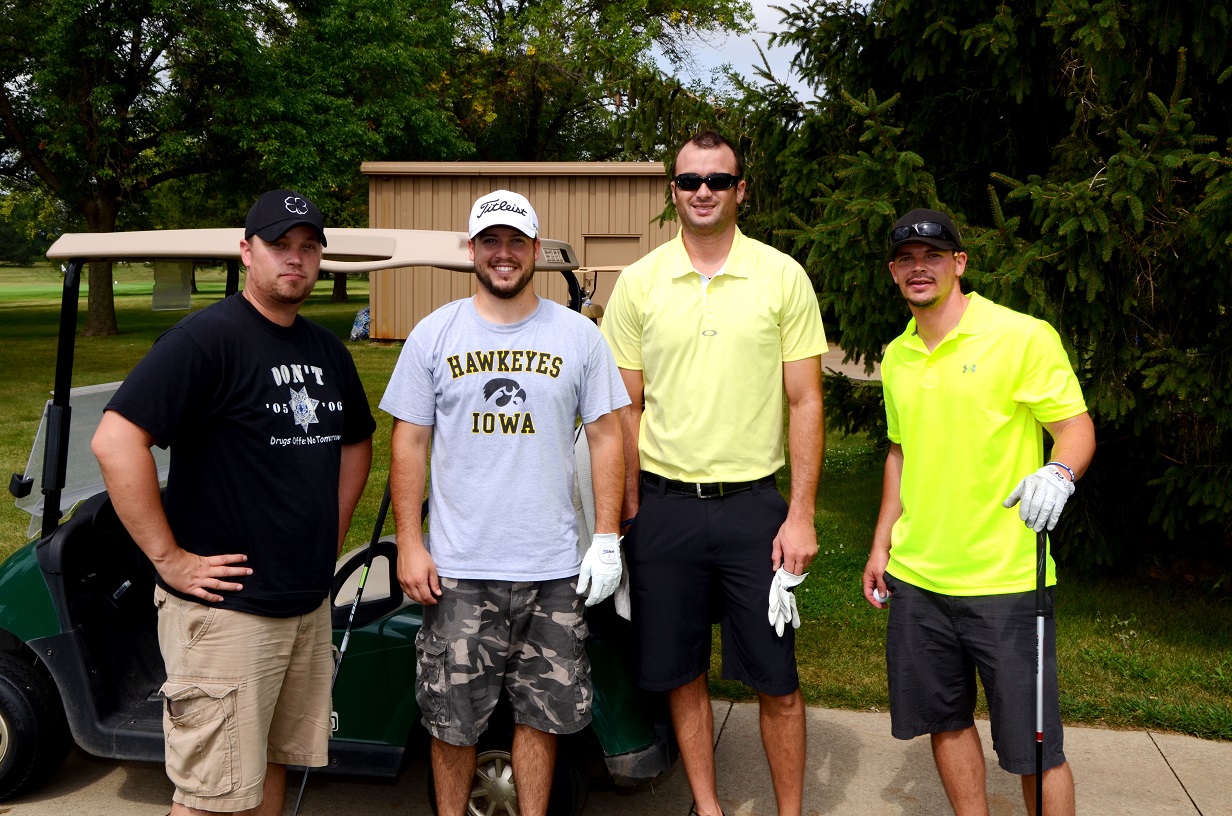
[468,190,539,239]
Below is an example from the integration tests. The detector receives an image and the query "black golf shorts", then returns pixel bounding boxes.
[884,573,1067,775]
[625,477,799,697]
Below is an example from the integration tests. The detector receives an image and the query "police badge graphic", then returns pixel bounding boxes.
[289,386,320,432]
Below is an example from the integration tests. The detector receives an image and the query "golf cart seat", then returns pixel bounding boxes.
[331,538,407,629]
[34,490,166,757]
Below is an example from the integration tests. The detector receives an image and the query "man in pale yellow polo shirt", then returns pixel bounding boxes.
[602,131,826,816]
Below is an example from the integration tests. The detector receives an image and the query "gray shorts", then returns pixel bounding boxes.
[416,576,591,746]
[884,573,1066,775]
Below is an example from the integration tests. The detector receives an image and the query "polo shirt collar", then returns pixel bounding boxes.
[667,226,751,279]
[901,291,992,352]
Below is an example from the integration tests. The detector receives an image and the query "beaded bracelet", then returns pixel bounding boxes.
[1046,461,1075,482]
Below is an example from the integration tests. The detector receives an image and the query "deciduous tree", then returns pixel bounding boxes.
[0,0,465,332]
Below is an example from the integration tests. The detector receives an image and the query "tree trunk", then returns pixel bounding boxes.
[331,272,349,303]
[80,196,121,336]
[82,259,119,335]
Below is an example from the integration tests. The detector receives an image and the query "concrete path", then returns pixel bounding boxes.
[6,702,1228,815]
[821,344,880,381]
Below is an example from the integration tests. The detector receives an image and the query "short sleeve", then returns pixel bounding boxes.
[379,332,437,425]
[106,328,216,448]
[779,261,827,362]
[1012,321,1088,424]
[578,325,632,423]
[599,270,645,371]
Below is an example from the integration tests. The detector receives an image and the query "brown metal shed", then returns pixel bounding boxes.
[361,161,678,340]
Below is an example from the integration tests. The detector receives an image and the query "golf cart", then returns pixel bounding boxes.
[0,229,673,815]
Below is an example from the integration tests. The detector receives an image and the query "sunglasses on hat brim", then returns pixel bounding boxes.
[672,173,742,192]
[890,221,959,245]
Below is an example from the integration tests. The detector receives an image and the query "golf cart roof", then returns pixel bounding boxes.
[45,227,579,272]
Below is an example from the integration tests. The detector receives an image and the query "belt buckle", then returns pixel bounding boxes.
[695,482,721,499]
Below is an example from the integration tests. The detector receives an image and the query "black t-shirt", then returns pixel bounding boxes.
[108,294,376,616]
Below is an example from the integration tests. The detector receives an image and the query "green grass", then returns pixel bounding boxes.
[2,265,1230,741]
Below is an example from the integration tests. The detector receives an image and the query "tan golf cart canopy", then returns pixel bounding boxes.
[45,228,579,273]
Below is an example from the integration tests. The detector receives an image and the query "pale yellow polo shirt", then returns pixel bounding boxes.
[883,292,1088,595]
[601,228,826,481]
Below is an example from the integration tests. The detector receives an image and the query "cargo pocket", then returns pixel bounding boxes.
[162,680,241,796]
[414,630,451,729]
[571,621,592,716]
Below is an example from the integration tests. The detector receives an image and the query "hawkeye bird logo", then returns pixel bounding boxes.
[483,378,527,407]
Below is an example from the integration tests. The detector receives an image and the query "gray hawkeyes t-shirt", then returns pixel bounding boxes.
[380,297,630,581]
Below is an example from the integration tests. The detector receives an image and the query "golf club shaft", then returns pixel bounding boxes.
[1036,529,1046,816]
[292,479,393,816]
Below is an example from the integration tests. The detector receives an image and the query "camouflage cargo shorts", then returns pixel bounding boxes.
[415,576,592,746]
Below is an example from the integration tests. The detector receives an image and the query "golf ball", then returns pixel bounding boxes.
[872,588,890,604]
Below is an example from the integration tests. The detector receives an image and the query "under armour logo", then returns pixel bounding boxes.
[962,364,977,373]
[284,196,308,215]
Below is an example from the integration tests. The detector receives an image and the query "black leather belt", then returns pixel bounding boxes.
[641,471,776,499]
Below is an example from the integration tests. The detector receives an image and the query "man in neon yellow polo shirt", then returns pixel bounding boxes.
[863,208,1096,816]
[602,131,826,816]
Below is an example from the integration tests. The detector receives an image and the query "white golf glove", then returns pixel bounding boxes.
[768,568,807,637]
[577,533,622,607]
[1003,465,1075,532]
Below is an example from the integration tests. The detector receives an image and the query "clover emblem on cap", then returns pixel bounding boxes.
[284,196,309,215]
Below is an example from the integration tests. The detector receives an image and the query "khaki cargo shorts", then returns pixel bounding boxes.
[155,586,333,812]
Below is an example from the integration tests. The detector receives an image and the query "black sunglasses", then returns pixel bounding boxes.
[672,173,742,192]
[890,221,959,245]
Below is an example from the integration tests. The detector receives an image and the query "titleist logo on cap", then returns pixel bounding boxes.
[478,199,528,219]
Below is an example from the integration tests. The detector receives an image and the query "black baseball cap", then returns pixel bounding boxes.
[887,208,961,260]
[245,189,327,247]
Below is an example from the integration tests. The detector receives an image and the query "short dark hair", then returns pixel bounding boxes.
[670,130,744,178]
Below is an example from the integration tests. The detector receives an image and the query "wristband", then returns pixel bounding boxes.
[1046,461,1075,482]
[619,518,636,528]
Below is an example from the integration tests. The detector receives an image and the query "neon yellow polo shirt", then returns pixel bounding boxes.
[883,292,1087,595]
[601,228,826,481]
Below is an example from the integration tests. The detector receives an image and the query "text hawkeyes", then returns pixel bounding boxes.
[448,349,562,380]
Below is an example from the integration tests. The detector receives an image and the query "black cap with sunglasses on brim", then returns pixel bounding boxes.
[887,208,962,260]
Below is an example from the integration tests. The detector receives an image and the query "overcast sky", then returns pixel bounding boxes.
[673,0,816,99]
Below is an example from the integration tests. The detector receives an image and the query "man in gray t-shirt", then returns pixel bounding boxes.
[380,190,628,816]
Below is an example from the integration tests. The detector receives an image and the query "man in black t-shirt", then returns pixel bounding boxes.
[92,189,375,816]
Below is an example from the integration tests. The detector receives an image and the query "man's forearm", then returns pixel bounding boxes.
[337,438,374,551]
[92,412,181,566]
[871,443,904,555]
[389,420,430,551]
[585,412,625,534]
[617,403,642,512]
[784,357,823,516]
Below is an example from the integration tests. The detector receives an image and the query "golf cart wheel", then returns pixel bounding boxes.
[0,653,72,800]
[429,733,588,816]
